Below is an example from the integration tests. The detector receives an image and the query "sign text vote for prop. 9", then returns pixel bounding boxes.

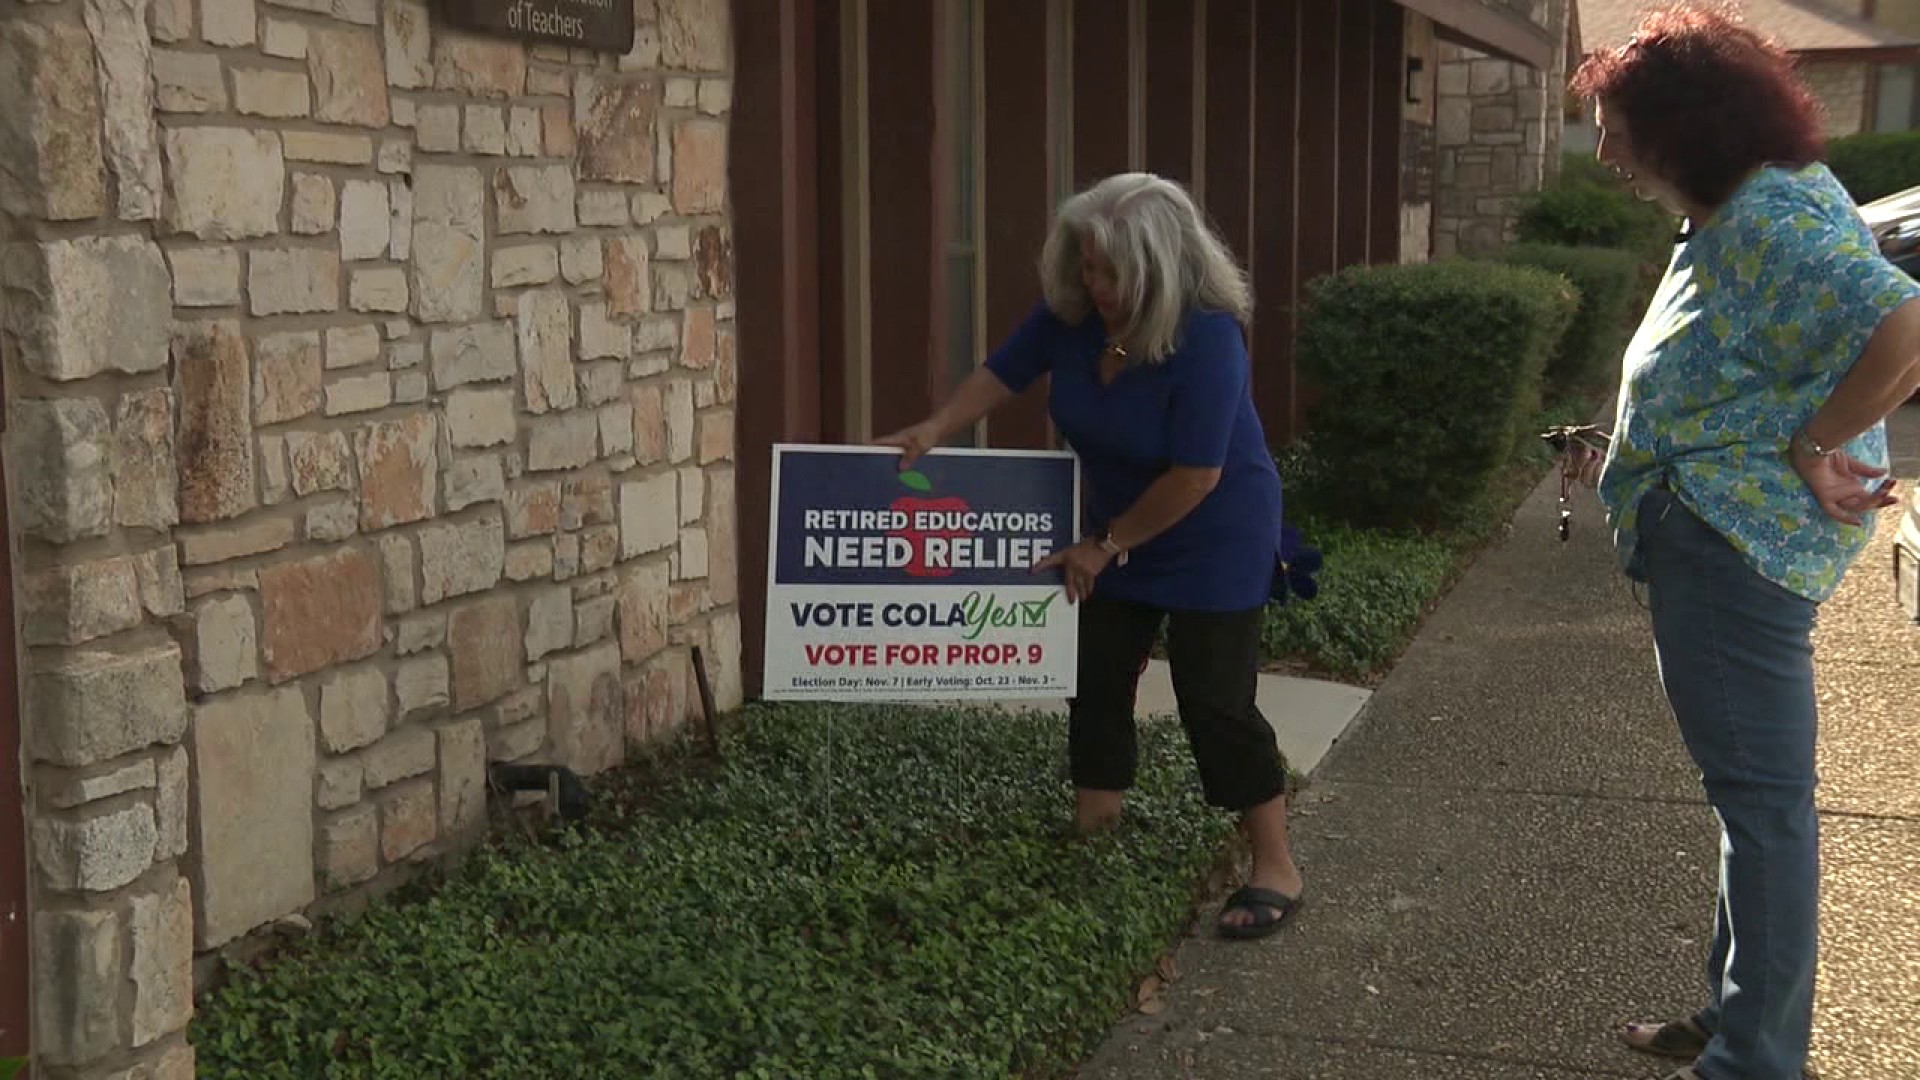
[762,445,1080,702]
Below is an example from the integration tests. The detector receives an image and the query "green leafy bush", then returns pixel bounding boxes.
[1827,130,1920,205]
[1494,243,1640,400]
[1518,154,1675,266]
[1295,261,1576,530]
[193,706,1233,1080]
[1261,517,1453,678]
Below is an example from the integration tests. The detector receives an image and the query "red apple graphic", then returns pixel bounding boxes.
[888,467,971,578]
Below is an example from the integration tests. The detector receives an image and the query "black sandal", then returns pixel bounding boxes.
[1622,1017,1710,1060]
[1214,885,1301,940]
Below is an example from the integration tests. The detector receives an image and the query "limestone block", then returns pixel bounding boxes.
[0,21,107,219]
[619,473,677,559]
[12,398,112,544]
[190,686,315,947]
[448,595,517,710]
[172,320,255,523]
[420,516,505,604]
[548,641,623,774]
[84,0,164,220]
[410,165,485,323]
[34,800,157,892]
[33,907,122,1065]
[129,875,194,1045]
[355,413,438,530]
[164,128,284,240]
[258,548,382,681]
[1,235,171,381]
[29,644,187,768]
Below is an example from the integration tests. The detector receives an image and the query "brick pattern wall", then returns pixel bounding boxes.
[1802,59,1871,135]
[0,0,738,1074]
[1432,0,1569,256]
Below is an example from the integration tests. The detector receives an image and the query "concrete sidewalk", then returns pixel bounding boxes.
[1077,406,1920,1080]
[1007,661,1373,779]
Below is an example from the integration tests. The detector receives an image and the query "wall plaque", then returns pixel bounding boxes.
[1401,121,1437,204]
[439,0,634,53]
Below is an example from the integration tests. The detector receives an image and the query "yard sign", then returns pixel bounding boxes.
[762,445,1080,702]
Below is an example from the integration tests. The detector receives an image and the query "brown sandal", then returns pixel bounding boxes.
[1621,1017,1710,1060]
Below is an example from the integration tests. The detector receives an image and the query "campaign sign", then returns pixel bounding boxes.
[762,445,1081,702]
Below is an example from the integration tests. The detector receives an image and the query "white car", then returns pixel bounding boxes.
[1857,187,1920,625]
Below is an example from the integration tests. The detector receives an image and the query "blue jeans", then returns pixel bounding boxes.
[1637,488,1820,1080]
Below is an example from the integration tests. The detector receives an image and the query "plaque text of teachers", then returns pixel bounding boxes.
[439,0,634,53]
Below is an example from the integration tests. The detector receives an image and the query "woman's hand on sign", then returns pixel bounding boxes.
[1033,540,1113,604]
[874,419,943,470]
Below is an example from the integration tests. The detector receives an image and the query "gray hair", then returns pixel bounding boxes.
[1038,172,1253,363]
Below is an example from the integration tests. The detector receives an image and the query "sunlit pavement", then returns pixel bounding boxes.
[1076,406,1920,1080]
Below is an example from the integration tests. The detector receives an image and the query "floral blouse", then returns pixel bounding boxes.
[1598,163,1920,602]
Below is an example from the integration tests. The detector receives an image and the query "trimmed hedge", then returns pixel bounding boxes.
[1518,154,1675,266]
[1295,261,1577,530]
[1827,130,1920,205]
[1494,243,1640,400]
[192,705,1234,1080]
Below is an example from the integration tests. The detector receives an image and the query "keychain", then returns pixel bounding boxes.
[1539,425,1612,543]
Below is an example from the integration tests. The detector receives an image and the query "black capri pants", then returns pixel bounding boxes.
[1067,592,1288,812]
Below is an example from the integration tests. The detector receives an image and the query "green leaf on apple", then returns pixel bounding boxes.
[898,470,932,493]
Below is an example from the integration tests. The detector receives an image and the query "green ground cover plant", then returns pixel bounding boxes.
[192,705,1235,1080]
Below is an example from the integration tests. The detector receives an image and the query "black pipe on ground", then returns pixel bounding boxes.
[487,763,591,823]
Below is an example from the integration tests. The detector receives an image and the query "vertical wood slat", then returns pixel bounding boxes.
[982,0,1054,450]
[1290,0,1342,439]
[1296,0,1341,293]
[815,6,848,444]
[864,1,945,438]
[731,0,822,697]
[1370,0,1406,266]
[1251,0,1301,442]
[1073,1,1133,188]
[1143,0,1197,184]
[1336,0,1376,267]
[1204,0,1256,268]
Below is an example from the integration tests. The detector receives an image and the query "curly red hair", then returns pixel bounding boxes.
[1570,2,1826,208]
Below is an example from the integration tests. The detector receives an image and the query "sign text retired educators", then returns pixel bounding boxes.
[762,446,1079,702]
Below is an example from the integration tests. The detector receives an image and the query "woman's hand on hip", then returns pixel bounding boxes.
[874,420,943,469]
[1791,447,1898,526]
[1033,540,1113,604]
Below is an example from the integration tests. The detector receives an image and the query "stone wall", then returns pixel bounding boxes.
[0,0,739,1073]
[1432,0,1569,256]
[1401,11,1439,264]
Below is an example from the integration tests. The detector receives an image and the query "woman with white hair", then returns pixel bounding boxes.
[879,172,1304,940]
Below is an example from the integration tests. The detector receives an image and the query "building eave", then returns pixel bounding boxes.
[1795,44,1920,64]
[1397,0,1559,69]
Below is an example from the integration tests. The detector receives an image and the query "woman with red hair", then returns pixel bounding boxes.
[1568,5,1920,1080]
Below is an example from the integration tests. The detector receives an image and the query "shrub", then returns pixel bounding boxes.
[193,705,1234,1080]
[1826,130,1920,205]
[1294,261,1576,530]
[1518,154,1675,267]
[1260,517,1452,678]
[1494,243,1640,400]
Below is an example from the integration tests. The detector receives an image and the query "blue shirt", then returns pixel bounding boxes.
[985,302,1283,612]
[1599,163,1920,602]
